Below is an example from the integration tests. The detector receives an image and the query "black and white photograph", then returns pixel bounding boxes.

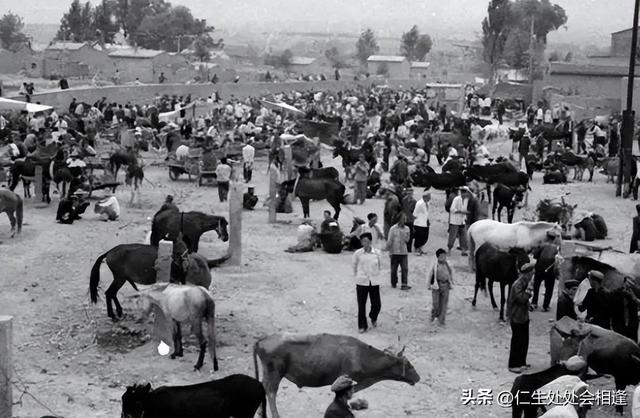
[3,0,640,416]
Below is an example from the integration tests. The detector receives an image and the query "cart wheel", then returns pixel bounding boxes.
[169,168,180,180]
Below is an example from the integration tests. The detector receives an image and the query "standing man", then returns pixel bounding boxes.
[215,157,231,202]
[530,244,558,312]
[428,248,453,326]
[383,189,401,239]
[496,99,506,125]
[578,270,609,329]
[353,232,382,333]
[385,213,410,290]
[159,72,166,84]
[353,153,369,204]
[631,204,640,253]
[242,138,255,183]
[447,187,470,256]
[401,187,417,252]
[412,191,430,255]
[507,262,535,373]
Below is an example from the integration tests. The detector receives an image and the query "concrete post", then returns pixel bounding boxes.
[268,169,278,224]
[155,240,172,282]
[0,316,12,418]
[228,182,242,265]
[34,165,43,202]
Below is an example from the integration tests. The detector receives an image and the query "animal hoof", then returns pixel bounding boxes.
[193,364,202,371]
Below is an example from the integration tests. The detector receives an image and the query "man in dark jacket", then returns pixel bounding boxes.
[383,189,401,239]
[507,262,535,373]
[401,187,417,252]
[324,375,355,418]
[578,270,610,329]
[556,280,579,321]
[631,204,640,253]
[531,244,558,312]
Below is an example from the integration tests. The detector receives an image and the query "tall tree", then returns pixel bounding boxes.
[93,0,119,45]
[481,0,512,82]
[0,12,29,51]
[503,27,531,69]
[56,0,94,42]
[512,0,567,45]
[400,25,433,61]
[132,5,208,50]
[355,28,379,65]
[325,46,346,69]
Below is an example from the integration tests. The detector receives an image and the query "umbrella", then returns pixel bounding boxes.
[0,97,53,114]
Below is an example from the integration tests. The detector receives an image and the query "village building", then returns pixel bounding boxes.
[410,61,430,79]
[42,42,110,78]
[108,48,189,83]
[367,55,410,79]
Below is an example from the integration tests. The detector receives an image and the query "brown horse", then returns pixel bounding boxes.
[151,209,229,253]
[0,189,23,237]
[89,237,228,321]
[280,174,345,219]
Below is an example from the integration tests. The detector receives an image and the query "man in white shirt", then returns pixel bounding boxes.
[352,233,382,333]
[447,187,470,255]
[215,158,232,202]
[412,191,430,255]
[242,139,255,183]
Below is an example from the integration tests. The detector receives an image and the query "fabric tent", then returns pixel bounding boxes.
[0,97,53,113]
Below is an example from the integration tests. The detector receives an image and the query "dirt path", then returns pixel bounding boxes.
[0,137,636,417]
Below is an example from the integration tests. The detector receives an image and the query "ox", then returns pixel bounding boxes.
[253,333,420,418]
[121,374,264,418]
[467,220,562,272]
[551,317,640,415]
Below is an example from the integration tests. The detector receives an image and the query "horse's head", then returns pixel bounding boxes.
[546,224,564,244]
[558,204,577,232]
[121,383,152,418]
[211,215,229,242]
[513,186,527,209]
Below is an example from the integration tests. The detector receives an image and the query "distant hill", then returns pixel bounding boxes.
[24,23,58,50]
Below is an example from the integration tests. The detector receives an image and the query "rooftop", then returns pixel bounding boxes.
[46,42,88,51]
[367,55,407,63]
[410,61,430,69]
[549,62,636,76]
[290,57,316,65]
[612,27,638,35]
[108,48,166,58]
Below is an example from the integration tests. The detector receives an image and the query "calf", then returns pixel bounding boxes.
[511,364,585,418]
[492,184,525,223]
[254,333,420,418]
[121,374,265,418]
[472,243,529,321]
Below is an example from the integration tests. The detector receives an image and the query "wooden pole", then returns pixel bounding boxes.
[154,240,172,283]
[228,181,242,266]
[268,169,278,224]
[0,316,12,418]
[283,145,293,180]
[34,165,43,202]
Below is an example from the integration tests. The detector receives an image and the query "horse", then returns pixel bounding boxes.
[410,165,467,190]
[332,139,376,178]
[492,184,526,223]
[121,375,265,418]
[0,189,23,237]
[536,198,576,232]
[472,243,530,321]
[135,283,218,371]
[280,175,345,219]
[150,210,229,253]
[467,220,562,271]
[89,238,227,321]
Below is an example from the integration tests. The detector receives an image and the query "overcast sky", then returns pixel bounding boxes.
[1,0,636,44]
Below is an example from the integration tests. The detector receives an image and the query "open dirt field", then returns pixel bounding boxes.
[0,135,636,417]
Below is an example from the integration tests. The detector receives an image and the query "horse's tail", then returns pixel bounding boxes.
[468,229,476,272]
[203,290,219,371]
[253,339,267,418]
[15,194,23,234]
[90,250,110,303]
[207,254,230,268]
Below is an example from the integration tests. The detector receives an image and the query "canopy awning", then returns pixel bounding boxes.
[261,100,304,115]
[0,98,53,113]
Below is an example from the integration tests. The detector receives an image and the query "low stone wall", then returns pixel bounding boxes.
[547,92,620,121]
[13,78,428,112]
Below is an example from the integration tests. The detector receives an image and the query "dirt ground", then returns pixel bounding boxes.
[0,133,637,418]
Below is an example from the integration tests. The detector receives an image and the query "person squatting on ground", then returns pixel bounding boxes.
[507,262,535,373]
[324,375,356,418]
[428,248,453,326]
[94,193,120,221]
[385,212,411,290]
[352,232,382,333]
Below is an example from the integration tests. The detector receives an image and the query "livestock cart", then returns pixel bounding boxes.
[168,147,203,181]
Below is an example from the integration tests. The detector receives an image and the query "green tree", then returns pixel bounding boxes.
[0,12,29,51]
[265,49,293,69]
[400,25,433,61]
[325,46,346,69]
[193,35,213,61]
[56,0,94,42]
[92,0,119,45]
[355,28,379,65]
[481,0,512,81]
[503,28,531,68]
[512,0,567,45]
[132,5,208,50]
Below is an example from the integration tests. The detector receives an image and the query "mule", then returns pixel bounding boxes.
[89,239,227,320]
[150,210,229,253]
[135,283,218,371]
[280,175,345,219]
[467,220,562,271]
[0,189,23,237]
[472,243,529,321]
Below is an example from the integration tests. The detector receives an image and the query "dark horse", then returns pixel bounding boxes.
[89,238,228,320]
[280,175,345,219]
[110,138,149,180]
[471,243,529,321]
[332,139,377,177]
[151,209,229,253]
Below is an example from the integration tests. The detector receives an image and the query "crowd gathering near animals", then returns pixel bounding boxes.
[5,79,640,418]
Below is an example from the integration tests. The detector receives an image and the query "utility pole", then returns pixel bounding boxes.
[618,0,640,197]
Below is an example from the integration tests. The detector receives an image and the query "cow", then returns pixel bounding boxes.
[253,333,420,418]
[492,184,526,223]
[510,360,587,418]
[410,166,467,190]
[471,243,529,321]
[551,316,640,415]
[121,374,265,418]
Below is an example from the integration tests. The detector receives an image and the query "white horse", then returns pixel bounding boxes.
[468,220,562,271]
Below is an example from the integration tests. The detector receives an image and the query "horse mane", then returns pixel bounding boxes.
[518,221,559,230]
[186,211,227,223]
